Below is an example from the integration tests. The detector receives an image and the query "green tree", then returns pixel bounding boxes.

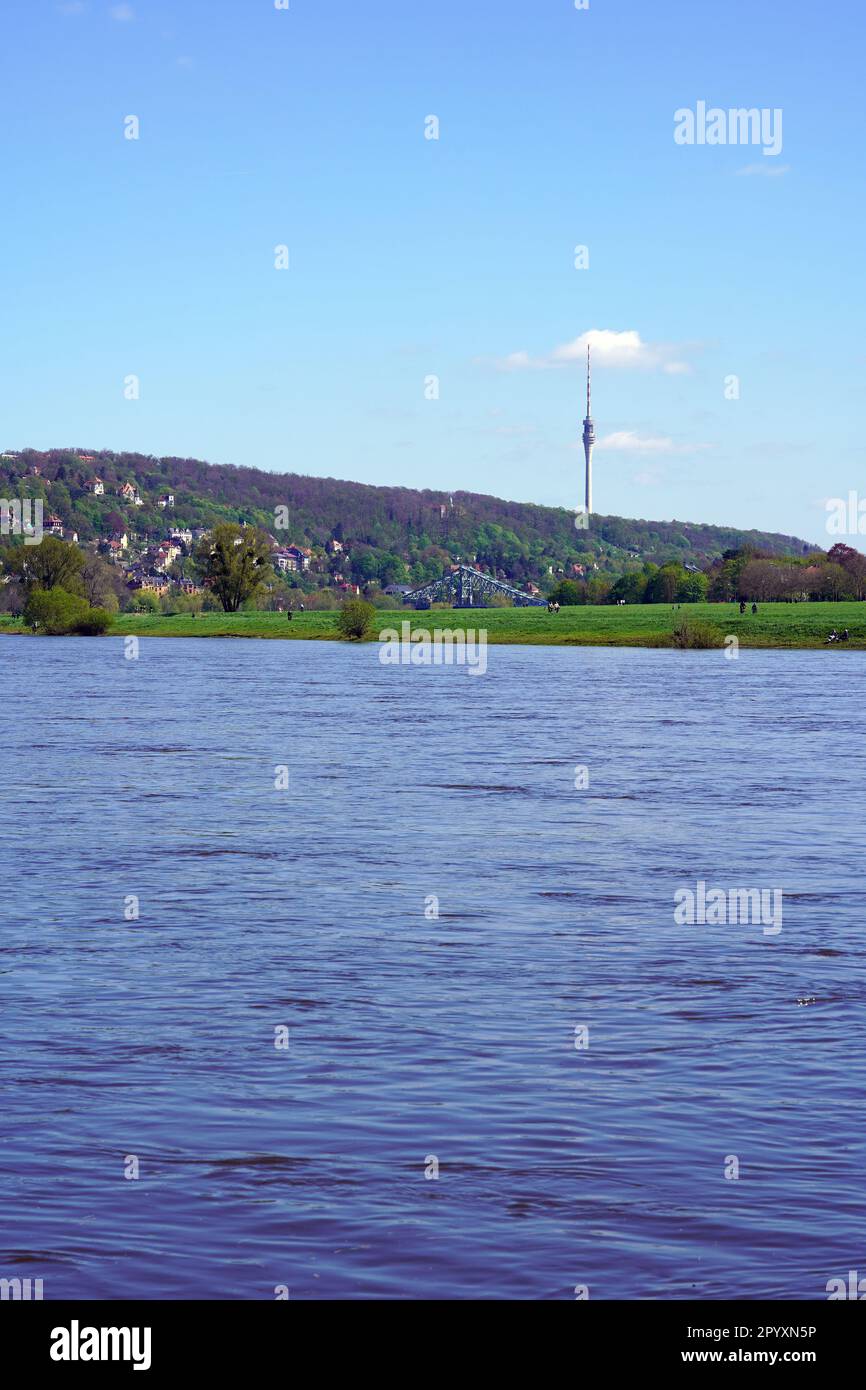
[24,587,111,635]
[351,549,382,583]
[128,589,161,614]
[646,564,684,604]
[548,579,586,606]
[7,536,84,593]
[194,523,273,612]
[378,553,408,587]
[586,575,612,604]
[676,571,709,603]
[337,597,375,639]
[609,572,648,604]
[47,481,72,517]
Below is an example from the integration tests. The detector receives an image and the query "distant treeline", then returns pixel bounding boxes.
[548,545,866,605]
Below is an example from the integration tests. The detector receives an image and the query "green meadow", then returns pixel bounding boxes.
[1,602,864,648]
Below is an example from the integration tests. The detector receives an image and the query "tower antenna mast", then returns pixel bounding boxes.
[582,342,595,516]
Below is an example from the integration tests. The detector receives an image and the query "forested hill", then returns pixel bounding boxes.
[0,446,816,586]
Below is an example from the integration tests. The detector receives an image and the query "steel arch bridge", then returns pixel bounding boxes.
[405,565,547,608]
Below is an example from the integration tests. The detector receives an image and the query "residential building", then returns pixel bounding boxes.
[148,541,182,572]
[273,545,312,573]
[128,574,169,595]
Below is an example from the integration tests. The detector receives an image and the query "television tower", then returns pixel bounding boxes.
[582,343,595,515]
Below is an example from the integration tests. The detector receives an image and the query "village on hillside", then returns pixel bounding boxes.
[0,451,375,611]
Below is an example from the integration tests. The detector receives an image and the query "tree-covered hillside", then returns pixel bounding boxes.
[0,445,817,591]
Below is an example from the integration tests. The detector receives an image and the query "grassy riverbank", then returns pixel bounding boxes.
[1,602,865,648]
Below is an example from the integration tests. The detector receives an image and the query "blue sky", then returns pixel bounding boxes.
[1,0,862,543]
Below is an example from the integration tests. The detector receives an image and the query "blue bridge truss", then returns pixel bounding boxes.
[405,565,547,608]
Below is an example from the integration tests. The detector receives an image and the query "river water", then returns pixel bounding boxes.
[1,637,864,1299]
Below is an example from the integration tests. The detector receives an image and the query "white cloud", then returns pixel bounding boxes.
[596,430,710,456]
[497,350,534,371]
[495,329,695,375]
[110,2,135,20]
[736,163,790,177]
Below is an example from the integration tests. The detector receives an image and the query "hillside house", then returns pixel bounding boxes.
[149,541,182,572]
[157,494,175,509]
[128,574,169,596]
[273,545,311,574]
[91,478,105,496]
